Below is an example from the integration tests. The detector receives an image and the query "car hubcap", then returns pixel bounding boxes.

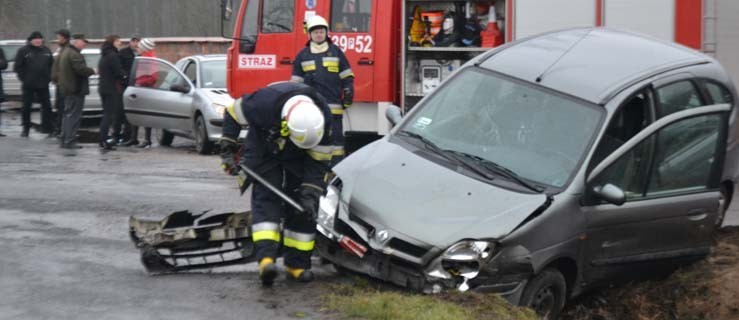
[532,286,555,319]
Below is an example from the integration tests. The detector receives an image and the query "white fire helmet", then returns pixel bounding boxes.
[281,95,325,149]
[306,15,329,33]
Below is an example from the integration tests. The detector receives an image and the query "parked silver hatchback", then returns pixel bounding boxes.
[316,28,737,319]
[123,55,234,154]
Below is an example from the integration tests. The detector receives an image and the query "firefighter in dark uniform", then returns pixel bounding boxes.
[291,15,354,166]
[219,82,334,286]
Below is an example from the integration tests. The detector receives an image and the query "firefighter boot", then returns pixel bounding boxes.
[286,267,314,283]
[259,258,278,286]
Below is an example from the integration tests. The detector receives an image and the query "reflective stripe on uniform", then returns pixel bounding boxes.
[227,102,249,126]
[283,229,315,251]
[306,145,334,162]
[290,75,304,83]
[322,57,340,72]
[339,68,354,79]
[331,147,345,156]
[328,103,343,115]
[252,222,281,242]
[301,60,316,72]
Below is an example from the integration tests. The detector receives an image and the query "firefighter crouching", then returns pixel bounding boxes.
[219,82,334,286]
[291,15,354,166]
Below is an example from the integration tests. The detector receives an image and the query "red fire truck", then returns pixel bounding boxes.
[221,0,708,145]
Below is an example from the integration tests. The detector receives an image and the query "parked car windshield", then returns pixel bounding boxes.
[84,53,101,69]
[201,60,227,88]
[1,44,23,62]
[399,68,602,188]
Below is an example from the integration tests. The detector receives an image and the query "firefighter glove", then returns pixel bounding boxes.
[220,139,240,176]
[296,184,323,221]
[342,87,353,109]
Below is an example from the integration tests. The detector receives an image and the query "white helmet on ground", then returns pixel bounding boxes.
[306,15,329,33]
[281,95,324,149]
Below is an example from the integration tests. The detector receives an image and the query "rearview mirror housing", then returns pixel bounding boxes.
[592,184,626,206]
[170,83,190,94]
[385,105,402,127]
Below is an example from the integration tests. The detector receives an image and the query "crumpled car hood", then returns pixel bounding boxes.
[335,138,549,249]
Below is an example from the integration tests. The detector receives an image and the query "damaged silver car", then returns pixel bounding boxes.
[315,28,738,319]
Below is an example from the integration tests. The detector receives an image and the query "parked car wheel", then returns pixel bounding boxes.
[521,268,567,320]
[157,129,174,147]
[194,115,214,155]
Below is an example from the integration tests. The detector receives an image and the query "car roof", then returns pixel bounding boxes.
[186,54,226,62]
[81,48,100,54]
[478,28,712,104]
[0,40,26,45]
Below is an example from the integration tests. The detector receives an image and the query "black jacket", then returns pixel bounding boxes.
[98,44,124,95]
[0,48,6,101]
[13,44,53,89]
[221,82,334,189]
[119,46,136,87]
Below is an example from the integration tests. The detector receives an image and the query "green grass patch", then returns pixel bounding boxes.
[322,283,537,320]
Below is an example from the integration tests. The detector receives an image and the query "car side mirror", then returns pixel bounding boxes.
[170,83,190,93]
[385,105,402,126]
[592,184,626,206]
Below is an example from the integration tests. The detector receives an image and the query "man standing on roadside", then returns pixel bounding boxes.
[14,31,54,137]
[117,33,140,146]
[57,34,95,149]
[0,46,7,137]
[51,29,71,138]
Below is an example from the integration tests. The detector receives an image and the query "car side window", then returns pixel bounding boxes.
[184,61,197,85]
[133,59,185,91]
[592,114,723,201]
[704,81,733,105]
[261,0,294,33]
[656,81,703,117]
[591,91,652,167]
[331,0,372,33]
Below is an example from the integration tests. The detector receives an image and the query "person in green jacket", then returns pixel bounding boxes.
[57,34,95,149]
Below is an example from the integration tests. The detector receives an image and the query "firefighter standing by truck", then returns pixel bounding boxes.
[291,15,354,166]
[219,82,334,286]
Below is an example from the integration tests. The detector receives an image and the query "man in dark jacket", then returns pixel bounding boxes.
[57,34,95,149]
[14,31,54,137]
[97,35,125,150]
[51,29,71,138]
[0,47,7,137]
[117,33,140,146]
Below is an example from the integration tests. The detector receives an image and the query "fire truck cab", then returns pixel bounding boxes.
[222,0,707,149]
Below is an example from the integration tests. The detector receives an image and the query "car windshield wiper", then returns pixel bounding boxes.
[398,130,495,180]
[445,150,545,193]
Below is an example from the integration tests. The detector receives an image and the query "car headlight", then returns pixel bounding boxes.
[211,103,227,116]
[427,240,496,291]
[317,184,340,228]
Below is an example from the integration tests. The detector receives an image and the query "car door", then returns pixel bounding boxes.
[581,93,730,285]
[123,57,194,132]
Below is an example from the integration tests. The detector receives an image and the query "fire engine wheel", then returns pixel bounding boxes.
[156,129,174,147]
[521,268,566,320]
[194,115,214,155]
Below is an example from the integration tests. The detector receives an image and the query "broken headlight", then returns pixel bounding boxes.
[427,240,495,291]
[317,183,340,228]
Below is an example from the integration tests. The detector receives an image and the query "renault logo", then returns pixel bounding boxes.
[376,230,389,242]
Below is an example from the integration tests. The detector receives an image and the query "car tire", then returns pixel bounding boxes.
[194,115,214,155]
[157,129,174,147]
[520,268,567,320]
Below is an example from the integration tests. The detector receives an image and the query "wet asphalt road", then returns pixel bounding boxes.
[0,106,336,320]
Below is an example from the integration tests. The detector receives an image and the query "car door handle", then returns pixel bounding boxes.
[280,58,293,65]
[687,208,708,221]
[358,58,374,65]
[129,94,137,99]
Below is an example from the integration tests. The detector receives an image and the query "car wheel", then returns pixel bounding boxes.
[520,268,567,320]
[157,129,174,147]
[194,115,214,155]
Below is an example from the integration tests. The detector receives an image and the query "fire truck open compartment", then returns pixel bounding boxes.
[401,0,507,111]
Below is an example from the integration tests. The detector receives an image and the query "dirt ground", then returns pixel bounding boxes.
[563,227,739,320]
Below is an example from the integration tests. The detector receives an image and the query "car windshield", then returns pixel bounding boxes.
[201,60,227,88]
[1,44,24,62]
[84,53,101,68]
[399,68,602,188]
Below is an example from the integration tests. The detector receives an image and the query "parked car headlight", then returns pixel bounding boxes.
[211,103,227,116]
[317,184,340,228]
